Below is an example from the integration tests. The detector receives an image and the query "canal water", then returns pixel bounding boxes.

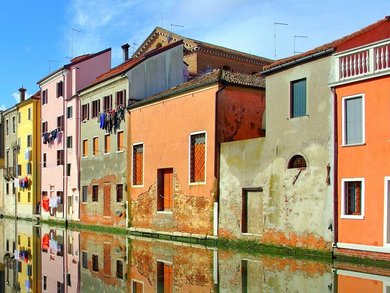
[0,219,389,292]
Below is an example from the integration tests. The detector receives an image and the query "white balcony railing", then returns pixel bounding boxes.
[337,39,390,81]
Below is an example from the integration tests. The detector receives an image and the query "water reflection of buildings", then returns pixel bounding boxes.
[80,231,127,292]
[2,219,390,292]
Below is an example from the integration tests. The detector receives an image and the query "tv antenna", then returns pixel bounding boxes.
[68,28,81,59]
[48,60,58,73]
[274,22,288,59]
[294,35,308,54]
[170,24,184,32]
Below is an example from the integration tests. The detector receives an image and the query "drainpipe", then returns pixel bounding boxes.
[331,87,338,249]
[214,82,226,237]
[62,69,67,226]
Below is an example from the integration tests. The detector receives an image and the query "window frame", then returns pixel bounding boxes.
[92,185,98,202]
[81,104,90,121]
[82,139,88,158]
[104,134,110,154]
[12,116,16,133]
[67,106,73,119]
[42,89,48,105]
[67,136,73,149]
[92,100,100,118]
[341,178,365,220]
[116,184,123,202]
[341,94,365,146]
[93,137,99,156]
[132,142,144,187]
[117,131,124,152]
[188,131,207,185]
[57,149,64,166]
[290,78,307,118]
[82,186,88,202]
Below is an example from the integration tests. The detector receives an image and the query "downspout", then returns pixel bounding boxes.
[214,83,226,237]
[62,69,67,226]
[331,87,338,249]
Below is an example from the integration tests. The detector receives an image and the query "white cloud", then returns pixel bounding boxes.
[0,104,6,111]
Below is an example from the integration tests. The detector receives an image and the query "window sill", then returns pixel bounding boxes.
[132,184,144,188]
[341,142,366,147]
[288,115,309,120]
[116,150,124,154]
[189,181,206,186]
[340,214,364,220]
[157,211,173,214]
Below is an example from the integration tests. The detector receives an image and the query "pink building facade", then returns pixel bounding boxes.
[37,49,111,222]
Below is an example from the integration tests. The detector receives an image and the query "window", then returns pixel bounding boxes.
[82,251,88,269]
[342,179,364,219]
[82,139,88,157]
[190,132,206,183]
[57,115,64,131]
[117,131,124,152]
[290,78,307,118]
[6,119,8,135]
[12,116,16,133]
[82,186,88,202]
[103,95,113,112]
[18,112,21,123]
[42,121,48,133]
[92,254,99,272]
[6,183,9,195]
[116,90,126,107]
[92,100,100,118]
[116,260,124,279]
[27,163,32,175]
[288,155,307,169]
[42,89,48,105]
[104,134,110,153]
[57,281,64,293]
[28,108,31,120]
[67,136,73,148]
[43,276,47,290]
[157,168,173,211]
[43,153,47,168]
[57,81,63,98]
[132,281,144,293]
[92,185,98,202]
[17,164,22,176]
[57,150,64,166]
[157,261,173,293]
[93,137,98,156]
[67,164,71,176]
[133,144,143,185]
[116,184,123,202]
[27,134,32,147]
[82,104,89,121]
[67,106,73,119]
[343,95,364,145]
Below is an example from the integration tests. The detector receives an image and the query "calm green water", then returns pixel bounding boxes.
[0,219,388,292]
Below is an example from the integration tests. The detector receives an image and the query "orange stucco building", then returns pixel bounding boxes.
[127,70,265,237]
[332,17,390,260]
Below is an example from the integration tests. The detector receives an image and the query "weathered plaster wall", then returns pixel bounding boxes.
[217,85,265,143]
[129,85,218,235]
[219,57,333,251]
[80,77,127,228]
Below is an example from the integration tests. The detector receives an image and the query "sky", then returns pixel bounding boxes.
[0,0,389,110]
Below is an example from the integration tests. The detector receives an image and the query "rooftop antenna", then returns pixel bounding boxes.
[131,42,138,54]
[294,35,308,54]
[274,22,288,59]
[69,28,81,59]
[170,24,184,32]
[48,60,58,73]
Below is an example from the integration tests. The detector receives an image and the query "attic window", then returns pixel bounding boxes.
[156,42,162,48]
[288,155,307,169]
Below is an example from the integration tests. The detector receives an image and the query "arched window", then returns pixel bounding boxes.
[288,155,307,169]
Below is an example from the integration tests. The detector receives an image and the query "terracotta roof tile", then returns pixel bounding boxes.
[263,16,390,73]
[128,69,264,109]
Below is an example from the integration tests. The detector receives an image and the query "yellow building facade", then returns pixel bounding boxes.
[16,92,41,218]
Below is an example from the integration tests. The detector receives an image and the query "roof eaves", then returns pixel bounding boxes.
[261,48,334,75]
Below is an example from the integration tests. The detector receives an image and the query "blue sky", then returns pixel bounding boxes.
[0,0,389,110]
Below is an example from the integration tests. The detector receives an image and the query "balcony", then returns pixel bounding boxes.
[334,39,390,83]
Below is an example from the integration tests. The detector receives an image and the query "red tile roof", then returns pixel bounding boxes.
[128,69,264,110]
[263,16,390,74]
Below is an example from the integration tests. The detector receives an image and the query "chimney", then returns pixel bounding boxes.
[19,87,26,102]
[121,43,130,62]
